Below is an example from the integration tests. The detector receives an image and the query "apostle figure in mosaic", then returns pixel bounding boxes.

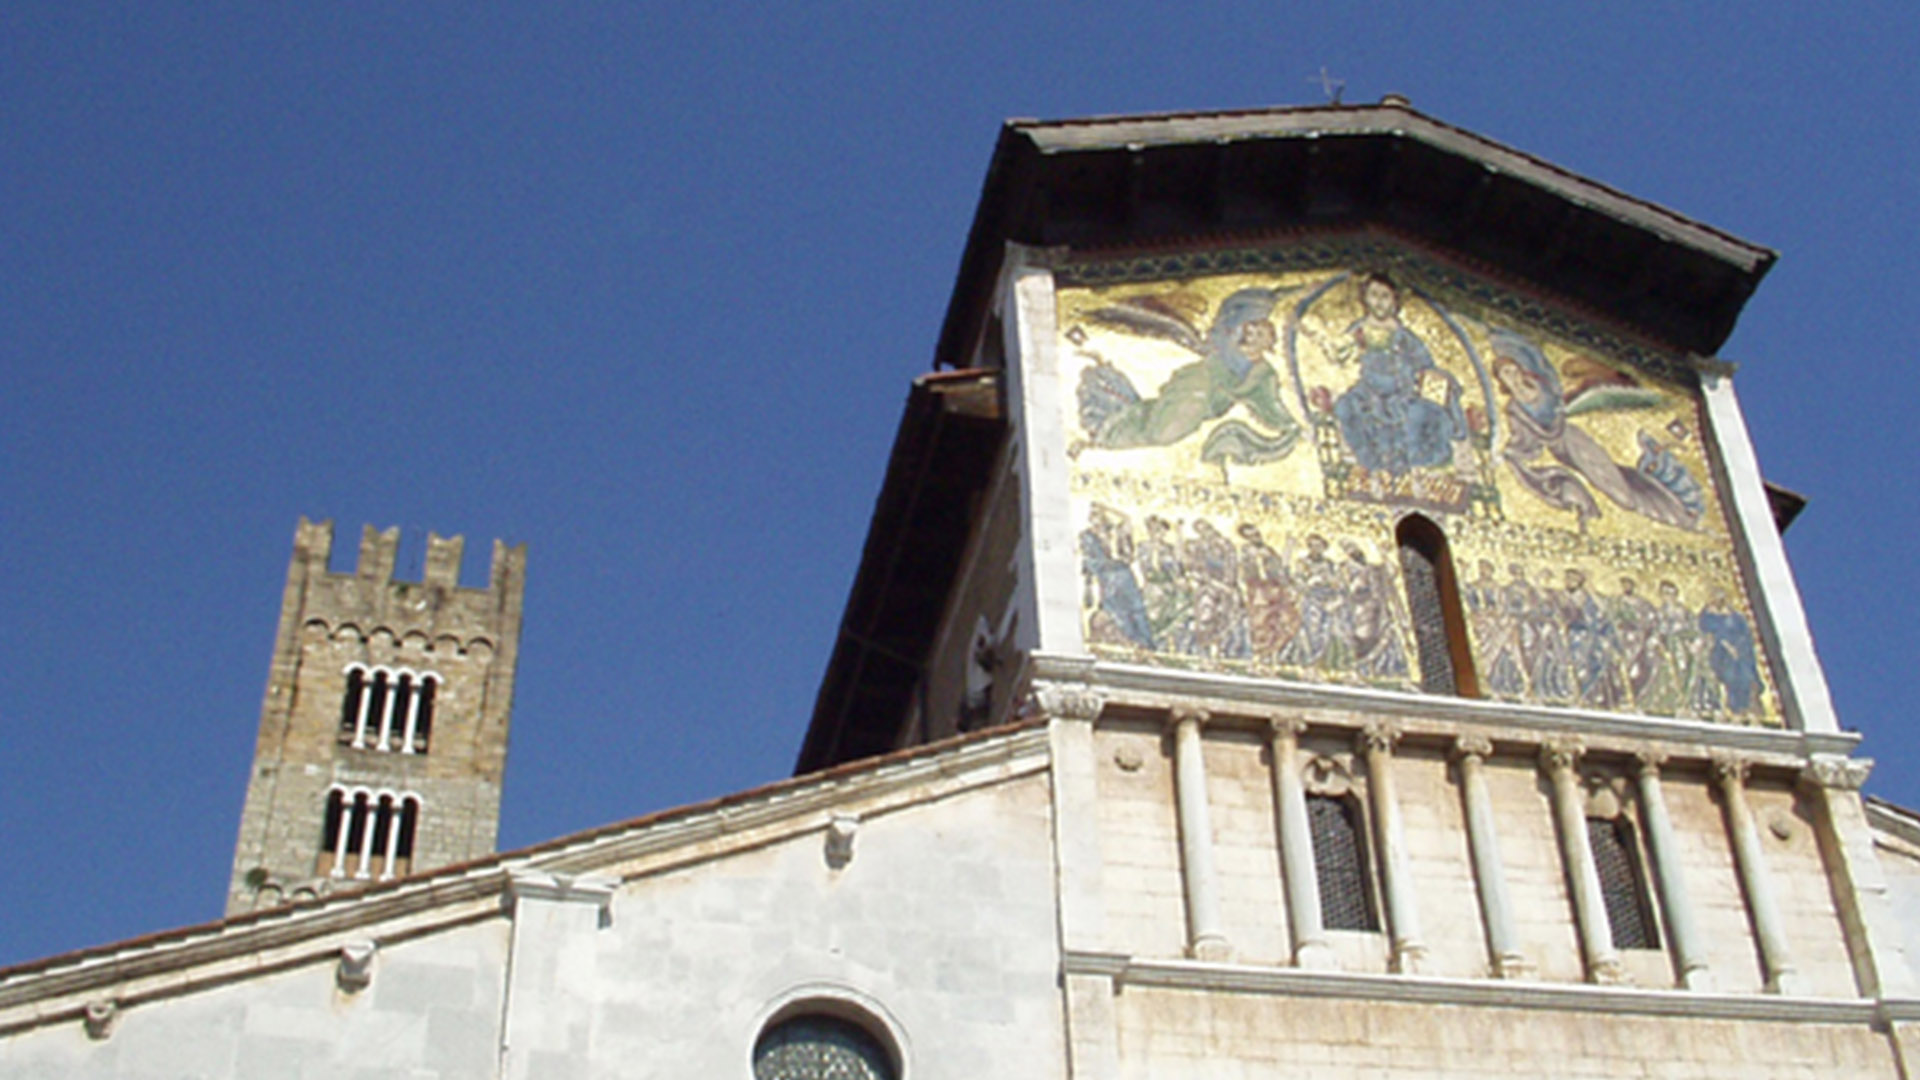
[1560,569,1627,710]
[1342,540,1410,681]
[1236,523,1300,664]
[1080,504,1154,649]
[1652,579,1717,718]
[1182,519,1250,660]
[1488,328,1702,531]
[1700,588,1762,718]
[1138,515,1194,655]
[1280,534,1350,672]
[1518,566,1574,703]
[1612,577,1666,713]
[1328,273,1467,477]
[1468,559,1527,698]
[1075,287,1302,467]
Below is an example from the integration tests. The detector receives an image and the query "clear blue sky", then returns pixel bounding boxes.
[5,4,1917,966]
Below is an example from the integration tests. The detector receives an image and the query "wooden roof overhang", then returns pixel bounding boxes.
[796,369,1005,774]
[934,102,1776,374]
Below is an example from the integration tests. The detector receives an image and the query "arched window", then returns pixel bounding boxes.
[1307,794,1378,932]
[337,665,440,753]
[316,786,424,880]
[1587,816,1660,950]
[1396,515,1477,697]
[753,1014,897,1080]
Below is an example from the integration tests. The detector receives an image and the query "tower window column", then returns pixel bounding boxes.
[337,665,440,754]
[318,786,423,881]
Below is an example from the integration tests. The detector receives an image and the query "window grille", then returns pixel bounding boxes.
[753,1015,895,1080]
[1308,794,1378,931]
[1587,816,1660,950]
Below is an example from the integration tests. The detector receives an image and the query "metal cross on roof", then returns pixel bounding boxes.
[1310,66,1346,105]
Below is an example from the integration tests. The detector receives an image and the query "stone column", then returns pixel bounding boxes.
[1170,707,1230,961]
[1542,740,1623,984]
[1359,723,1424,974]
[1268,717,1333,969]
[1633,752,1711,990]
[1800,755,1916,999]
[1454,735,1526,978]
[1715,755,1803,994]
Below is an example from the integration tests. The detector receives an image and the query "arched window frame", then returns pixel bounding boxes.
[748,986,908,1080]
[1300,755,1382,934]
[1395,514,1479,697]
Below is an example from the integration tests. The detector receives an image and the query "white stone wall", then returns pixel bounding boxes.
[0,920,510,1079]
[1110,987,1900,1079]
[501,771,1066,1079]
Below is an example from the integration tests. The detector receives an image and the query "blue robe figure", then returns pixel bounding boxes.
[1081,509,1154,650]
[1332,274,1464,476]
[1700,595,1761,716]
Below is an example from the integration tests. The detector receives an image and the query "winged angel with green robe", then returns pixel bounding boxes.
[1075,287,1302,473]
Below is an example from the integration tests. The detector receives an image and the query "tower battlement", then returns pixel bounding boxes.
[225,518,527,914]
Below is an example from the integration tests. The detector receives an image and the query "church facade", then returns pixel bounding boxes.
[5,100,1919,1079]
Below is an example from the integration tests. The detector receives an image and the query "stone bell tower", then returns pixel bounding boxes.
[225,518,526,914]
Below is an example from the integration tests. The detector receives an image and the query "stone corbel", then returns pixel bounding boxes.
[337,939,377,992]
[825,812,859,869]
[83,998,117,1040]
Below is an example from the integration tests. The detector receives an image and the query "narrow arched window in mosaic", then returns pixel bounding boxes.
[1397,515,1476,697]
[753,1014,897,1080]
[1308,794,1379,932]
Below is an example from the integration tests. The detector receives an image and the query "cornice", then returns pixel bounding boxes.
[1031,654,1860,763]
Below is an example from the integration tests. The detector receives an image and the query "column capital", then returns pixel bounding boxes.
[1168,705,1211,732]
[1452,733,1494,763]
[1801,754,1873,792]
[1633,749,1669,777]
[1539,739,1585,774]
[1711,752,1751,787]
[1267,715,1310,740]
[1356,721,1403,756]
[1033,683,1105,722]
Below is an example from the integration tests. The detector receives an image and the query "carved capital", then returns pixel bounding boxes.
[1538,739,1584,774]
[1632,749,1669,778]
[1356,722,1402,757]
[1267,715,1310,742]
[1451,734,1494,763]
[1032,683,1105,722]
[1710,753,1751,787]
[1801,755,1873,792]
[1168,705,1211,732]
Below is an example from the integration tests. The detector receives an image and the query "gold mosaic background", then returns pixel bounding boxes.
[1061,255,1778,726]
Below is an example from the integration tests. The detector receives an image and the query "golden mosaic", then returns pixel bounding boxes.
[1061,251,1778,726]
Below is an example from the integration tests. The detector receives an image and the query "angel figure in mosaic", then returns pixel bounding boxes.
[1075,287,1302,472]
[1487,328,1704,531]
